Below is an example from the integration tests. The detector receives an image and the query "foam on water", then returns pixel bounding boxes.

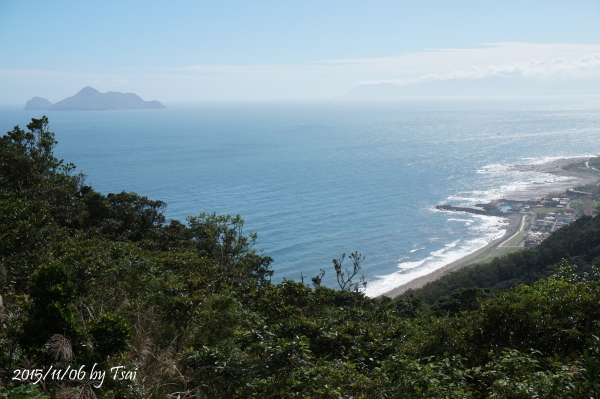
[451,156,594,206]
[519,155,598,165]
[477,163,513,174]
[475,155,593,174]
[398,259,427,270]
[447,218,474,226]
[365,214,508,297]
[408,247,426,253]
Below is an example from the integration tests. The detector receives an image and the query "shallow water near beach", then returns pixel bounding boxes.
[2,96,600,295]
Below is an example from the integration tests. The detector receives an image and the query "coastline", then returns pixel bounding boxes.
[499,157,600,201]
[381,156,600,299]
[382,213,522,297]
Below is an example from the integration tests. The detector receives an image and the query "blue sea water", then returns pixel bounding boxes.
[2,97,600,295]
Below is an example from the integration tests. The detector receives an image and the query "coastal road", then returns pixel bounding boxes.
[498,213,529,248]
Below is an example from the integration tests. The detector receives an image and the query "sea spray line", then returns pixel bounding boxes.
[476,154,596,174]
[519,154,598,165]
[365,214,508,297]
[398,259,427,271]
[448,174,574,206]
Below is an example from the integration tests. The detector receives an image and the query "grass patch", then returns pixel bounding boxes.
[481,246,522,263]
[464,246,523,266]
[570,199,585,214]
[505,230,527,247]
[503,214,532,246]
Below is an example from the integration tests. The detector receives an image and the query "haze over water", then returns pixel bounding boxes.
[2,96,599,295]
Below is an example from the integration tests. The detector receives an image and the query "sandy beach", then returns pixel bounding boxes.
[381,156,600,298]
[382,213,522,297]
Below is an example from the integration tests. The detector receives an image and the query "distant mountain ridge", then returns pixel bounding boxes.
[24,87,165,111]
[343,78,600,98]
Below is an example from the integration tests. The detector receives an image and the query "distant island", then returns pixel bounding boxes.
[24,87,165,111]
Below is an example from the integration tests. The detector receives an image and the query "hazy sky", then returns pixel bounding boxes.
[1,0,600,102]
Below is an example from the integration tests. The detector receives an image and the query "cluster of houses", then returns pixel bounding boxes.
[498,197,581,248]
[524,210,577,247]
[526,197,579,248]
[541,197,570,208]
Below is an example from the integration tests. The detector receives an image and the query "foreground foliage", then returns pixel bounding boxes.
[1,118,600,398]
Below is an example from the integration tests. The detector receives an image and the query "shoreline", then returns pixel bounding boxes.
[499,157,600,201]
[382,213,522,298]
[381,156,600,299]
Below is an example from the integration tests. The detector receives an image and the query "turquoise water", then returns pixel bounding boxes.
[2,97,599,295]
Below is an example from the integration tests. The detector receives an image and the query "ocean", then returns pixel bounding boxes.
[2,96,599,296]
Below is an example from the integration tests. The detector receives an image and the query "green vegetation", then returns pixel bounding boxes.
[2,117,600,398]
[564,156,600,174]
[465,245,522,266]
[570,198,600,215]
[509,214,532,242]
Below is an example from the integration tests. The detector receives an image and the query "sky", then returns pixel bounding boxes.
[1,0,600,102]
